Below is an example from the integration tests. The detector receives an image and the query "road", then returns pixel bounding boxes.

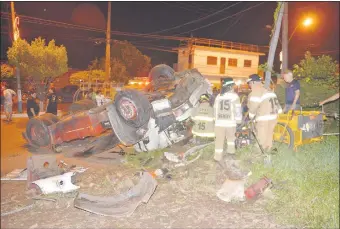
[0,102,111,177]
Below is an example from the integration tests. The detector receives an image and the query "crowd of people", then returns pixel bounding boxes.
[1,83,58,123]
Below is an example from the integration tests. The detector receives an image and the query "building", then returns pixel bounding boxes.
[174,39,265,88]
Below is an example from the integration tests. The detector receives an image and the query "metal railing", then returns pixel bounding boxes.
[78,81,125,98]
[179,39,262,53]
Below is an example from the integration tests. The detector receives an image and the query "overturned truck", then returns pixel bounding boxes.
[23,65,212,155]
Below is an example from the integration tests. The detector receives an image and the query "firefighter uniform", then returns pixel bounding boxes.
[247,74,282,151]
[213,80,242,161]
[191,101,215,140]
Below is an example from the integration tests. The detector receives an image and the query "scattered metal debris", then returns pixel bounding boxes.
[32,172,80,195]
[74,172,157,217]
[216,179,246,203]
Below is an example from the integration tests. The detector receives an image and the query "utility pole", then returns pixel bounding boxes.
[105,1,111,82]
[264,2,285,89]
[11,1,22,113]
[281,2,288,73]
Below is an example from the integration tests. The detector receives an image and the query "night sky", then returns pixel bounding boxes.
[1,1,339,72]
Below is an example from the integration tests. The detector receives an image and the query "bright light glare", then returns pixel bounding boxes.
[303,18,313,27]
[235,80,242,86]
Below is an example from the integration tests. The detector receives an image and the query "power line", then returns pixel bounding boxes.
[145,2,241,35]
[174,2,265,35]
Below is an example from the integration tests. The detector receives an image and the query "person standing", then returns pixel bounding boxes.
[95,90,105,106]
[27,91,40,119]
[213,78,242,161]
[3,84,16,122]
[247,74,282,152]
[282,70,300,113]
[191,94,215,143]
[46,87,58,115]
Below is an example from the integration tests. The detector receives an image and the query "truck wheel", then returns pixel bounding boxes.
[148,64,175,90]
[69,99,96,113]
[26,118,52,148]
[275,122,294,149]
[115,90,152,128]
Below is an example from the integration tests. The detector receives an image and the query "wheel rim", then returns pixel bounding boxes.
[30,124,47,146]
[119,98,138,120]
[274,124,291,145]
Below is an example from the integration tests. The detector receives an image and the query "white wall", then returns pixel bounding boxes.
[192,47,260,79]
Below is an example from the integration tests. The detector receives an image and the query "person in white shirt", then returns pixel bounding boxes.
[3,85,16,122]
[95,90,105,107]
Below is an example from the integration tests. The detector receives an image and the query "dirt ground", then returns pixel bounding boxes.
[1,117,287,228]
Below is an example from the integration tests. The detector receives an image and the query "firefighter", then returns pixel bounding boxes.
[191,94,215,144]
[247,74,283,152]
[213,78,242,161]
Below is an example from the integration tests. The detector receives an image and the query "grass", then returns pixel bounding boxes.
[238,136,339,228]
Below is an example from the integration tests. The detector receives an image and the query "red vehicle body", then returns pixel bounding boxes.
[24,109,111,149]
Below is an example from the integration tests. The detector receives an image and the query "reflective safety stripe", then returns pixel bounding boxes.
[215,149,223,153]
[250,93,277,103]
[278,108,283,114]
[192,131,215,137]
[192,116,214,121]
[215,121,237,127]
[261,92,277,101]
[249,96,262,103]
[256,114,278,121]
[227,141,235,145]
[249,113,255,119]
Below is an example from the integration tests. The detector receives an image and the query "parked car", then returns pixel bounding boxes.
[55,85,79,103]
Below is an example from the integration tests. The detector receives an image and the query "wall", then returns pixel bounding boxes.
[192,46,261,79]
[176,47,190,71]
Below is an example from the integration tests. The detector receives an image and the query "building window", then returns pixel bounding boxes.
[228,58,238,67]
[207,56,217,65]
[244,60,252,67]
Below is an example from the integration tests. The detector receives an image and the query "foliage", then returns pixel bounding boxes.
[69,70,105,85]
[89,41,151,83]
[88,57,129,83]
[7,37,68,84]
[111,41,151,78]
[258,62,278,76]
[275,79,339,114]
[271,2,283,38]
[237,137,339,228]
[0,63,15,79]
[293,51,339,88]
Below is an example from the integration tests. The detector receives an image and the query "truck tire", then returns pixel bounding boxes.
[69,99,96,113]
[114,90,152,128]
[148,64,175,90]
[25,116,55,148]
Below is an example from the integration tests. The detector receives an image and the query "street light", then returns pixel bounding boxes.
[289,17,313,42]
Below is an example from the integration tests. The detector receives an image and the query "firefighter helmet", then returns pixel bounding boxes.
[221,77,235,94]
[199,94,210,103]
[247,74,262,84]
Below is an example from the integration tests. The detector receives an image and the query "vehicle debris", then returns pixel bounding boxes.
[216,179,246,203]
[1,168,27,181]
[32,172,80,195]
[74,172,157,217]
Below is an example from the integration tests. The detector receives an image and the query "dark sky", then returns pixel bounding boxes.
[1,1,339,71]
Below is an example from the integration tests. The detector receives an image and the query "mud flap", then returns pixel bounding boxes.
[74,172,157,217]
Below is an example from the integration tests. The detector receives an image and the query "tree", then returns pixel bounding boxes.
[110,41,151,78]
[7,37,68,85]
[87,57,129,83]
[69,70,105,85]
[0,63,15,79]
[89,41,151,83]
[293,51,339,88]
